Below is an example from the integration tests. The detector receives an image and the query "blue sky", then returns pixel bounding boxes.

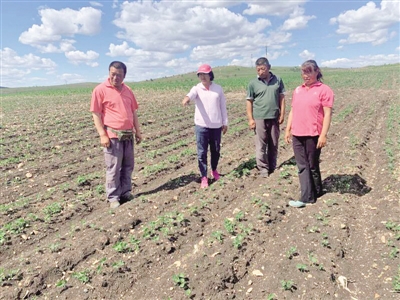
[1,0,399,88]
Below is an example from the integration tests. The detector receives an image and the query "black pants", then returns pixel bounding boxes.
[292,136,323,203]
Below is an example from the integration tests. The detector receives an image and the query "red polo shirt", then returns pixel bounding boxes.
[90,79,138,138]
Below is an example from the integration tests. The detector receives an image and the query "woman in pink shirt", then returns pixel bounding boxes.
[182,64,228,188]
[285,60,334,208]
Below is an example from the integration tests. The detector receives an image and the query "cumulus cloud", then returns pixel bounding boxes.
[113,1,271,53]
[243,0,308,17]
[1,47,57,69]
[299,50,315,60]
[65,50,99,67]
[321,53,400,68]
[59,73,87,84]
[90,1,103,7]
[280,7,316,31]
[330,0,400,45]
[19,7,101,51]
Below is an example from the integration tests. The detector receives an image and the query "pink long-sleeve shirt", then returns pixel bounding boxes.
[186,82,228,128]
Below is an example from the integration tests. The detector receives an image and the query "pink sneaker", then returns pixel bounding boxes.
[200,177,209,188]
[211,170,220,181]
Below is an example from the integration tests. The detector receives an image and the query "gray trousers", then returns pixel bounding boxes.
[255,119,280,173]
[104,138,134,202]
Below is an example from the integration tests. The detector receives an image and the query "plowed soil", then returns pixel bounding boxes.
[1,70,399,300]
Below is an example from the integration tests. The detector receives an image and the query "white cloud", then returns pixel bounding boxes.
[1,47,57,69]
[113,1,271,53]
[321,53,400,68]
[330,0,400,45]
[107,41,138,57]
[65,50,99,67]
[90,1,103,7]
[299,50,315,60]
[59,73,87,84]
[19,7,102,51]
[280,7,316,31]
[243,0,308,17]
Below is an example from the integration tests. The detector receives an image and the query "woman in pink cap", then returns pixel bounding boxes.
[182,64,228,188]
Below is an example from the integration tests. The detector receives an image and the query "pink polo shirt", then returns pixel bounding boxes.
[90,79,138,139]
[186,82,228,128]
[290,82,334,136]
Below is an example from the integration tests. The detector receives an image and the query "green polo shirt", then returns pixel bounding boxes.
[246,72,285,120]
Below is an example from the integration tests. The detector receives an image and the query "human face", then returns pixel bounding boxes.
[301,67,319,86]
[256,64,270,79]
[109,66,125,88]
[198,73,211,86]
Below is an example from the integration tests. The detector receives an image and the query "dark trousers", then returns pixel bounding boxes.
[104,138,134,202]
[195,125,222,177]
[292,136,323,203]
[255,119,280,173]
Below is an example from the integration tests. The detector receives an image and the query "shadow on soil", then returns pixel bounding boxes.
[322,173,372,196]
[135,173,199,197]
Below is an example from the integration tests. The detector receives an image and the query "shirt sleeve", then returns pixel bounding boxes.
[246,81,254,100]
[186,86,198,101]
[279,78,286,94]
[219,88,228,126]
[321,85,334,108]
[90,85,104,114]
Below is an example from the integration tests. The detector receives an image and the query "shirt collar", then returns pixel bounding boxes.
[301,81,322,88]
[257,72,275,83]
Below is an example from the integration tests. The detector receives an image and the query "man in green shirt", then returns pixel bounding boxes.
[246,57,286,177]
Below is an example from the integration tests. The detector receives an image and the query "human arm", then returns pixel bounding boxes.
[92,112,110,148]
[132,110,142,144]
[279,93,285,124]
[182,95,190,106]
[246,100,256,129]
[317,106,332,148]
[284,110,293,144]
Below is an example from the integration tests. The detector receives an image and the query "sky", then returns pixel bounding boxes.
[1,0,399,88]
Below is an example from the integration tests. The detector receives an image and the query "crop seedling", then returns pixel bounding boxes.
[72,270,90,283]
[211,231,224,243]
[113,241,131,253]
[97,258,107,274]
[267,293,277,300]
[393,265,400,292]
[286,246,298,259]
[321,233,331,248]
[235,211,244,222]
[172,273,191,296]
[233,234,245,249]
[130,236,141,252]
[112,260,125,268]
[296,264,309,272]
[224,218,236,235]
[55,279,67,288]
[280,279,295,291]
[49,242,61,253]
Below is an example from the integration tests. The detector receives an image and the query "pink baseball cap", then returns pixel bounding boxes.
[197,64,212,74]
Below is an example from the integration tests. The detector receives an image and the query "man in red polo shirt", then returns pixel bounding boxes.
[91,61,142,208]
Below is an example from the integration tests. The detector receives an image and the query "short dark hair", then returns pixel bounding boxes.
[255,57,271,68]
[301,60,323,81]
[109,61,127,76]
[197,71,214,81]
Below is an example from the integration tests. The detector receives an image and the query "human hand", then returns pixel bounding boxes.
[182,96,190,106]
[284,131,291,144]
[248,119,256,130]
[135,132,142,145]
[100,135,110,148]
[222,125,228,135]
[279,114,285,124]
[317,135,327,148]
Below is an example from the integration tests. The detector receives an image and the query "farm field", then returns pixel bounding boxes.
[1,64,400,300]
